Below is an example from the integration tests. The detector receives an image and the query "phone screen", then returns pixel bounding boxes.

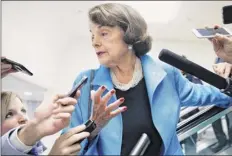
[196,28,230,36]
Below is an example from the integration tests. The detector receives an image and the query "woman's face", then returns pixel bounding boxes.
[1,97,28,136]
[89,21,130,67]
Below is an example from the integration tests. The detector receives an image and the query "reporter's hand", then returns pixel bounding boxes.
[49,125,90,156]
[18,91,80,146]
[209,25,232,64]
[213,62,232,78]
[1,57,18,78]
[89,86,127,138]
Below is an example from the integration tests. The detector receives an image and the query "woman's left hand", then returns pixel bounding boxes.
[89,86,127,138]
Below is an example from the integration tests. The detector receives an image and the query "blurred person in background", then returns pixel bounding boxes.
[209,26,232,64]
[179,55,203,155]
[209,58,232,153]
[63,3,232,156]
[1,90,89,155]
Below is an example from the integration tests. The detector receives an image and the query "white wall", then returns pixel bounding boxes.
[150,39,217,71]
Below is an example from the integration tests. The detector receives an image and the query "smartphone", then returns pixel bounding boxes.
[67,76,88,97]
[223,5,232,24]
[1,57,33,76]
[192,27,232,38]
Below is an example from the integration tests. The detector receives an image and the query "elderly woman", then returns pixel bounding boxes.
[1,91,89,155]
[63,3,232,155]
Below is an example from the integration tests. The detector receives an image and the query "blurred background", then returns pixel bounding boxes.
[2,1,232,154]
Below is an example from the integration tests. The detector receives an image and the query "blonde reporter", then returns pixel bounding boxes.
[1,91,89,155]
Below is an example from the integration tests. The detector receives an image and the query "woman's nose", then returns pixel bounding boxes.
[92,36,102,48]
[18,115,28,125]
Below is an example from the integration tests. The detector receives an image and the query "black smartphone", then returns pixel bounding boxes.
[67,76,88,97]
[223,5,232,24]
[1,57,33,76]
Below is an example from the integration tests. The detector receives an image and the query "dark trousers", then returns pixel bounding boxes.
[212,112,232,144]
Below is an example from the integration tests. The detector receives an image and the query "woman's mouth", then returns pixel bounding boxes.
[96,51,106,56]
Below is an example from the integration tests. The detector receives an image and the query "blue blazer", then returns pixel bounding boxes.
[62,55,231,155]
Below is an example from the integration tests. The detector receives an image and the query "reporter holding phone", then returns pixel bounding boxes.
[1,91,89,155]
[63,3,232,156]
[1,57,18,78]
[210,58,232,152]
[209,26,232,64]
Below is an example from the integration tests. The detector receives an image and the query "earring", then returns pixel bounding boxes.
[128,45,133,50]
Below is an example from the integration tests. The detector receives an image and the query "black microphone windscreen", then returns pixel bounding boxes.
[223,5,232,24]
[158,49,227,89]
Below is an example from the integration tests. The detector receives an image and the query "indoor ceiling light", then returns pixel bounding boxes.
[24,91,32,96]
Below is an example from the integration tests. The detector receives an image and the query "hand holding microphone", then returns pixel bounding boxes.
[49,125,90,156]
[213,62,232,78]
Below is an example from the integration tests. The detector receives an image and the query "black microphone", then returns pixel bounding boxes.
[129,133,151,155]
[158,49,232,97]
[223,5,232,24]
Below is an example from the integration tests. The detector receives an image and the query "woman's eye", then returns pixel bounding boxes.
[101,32,108,36]
[21,108,27,113]
[5,112,13,119]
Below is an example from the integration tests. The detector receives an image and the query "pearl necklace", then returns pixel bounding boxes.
[110,57,143,91]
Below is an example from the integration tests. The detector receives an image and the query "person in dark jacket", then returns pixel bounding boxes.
[210,57,232,153]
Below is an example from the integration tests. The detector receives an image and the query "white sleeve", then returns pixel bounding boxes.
[9,126,34,153]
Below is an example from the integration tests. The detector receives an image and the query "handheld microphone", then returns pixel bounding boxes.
[158,49,232,97]
[129,133,151,155]
[223,5,232,24]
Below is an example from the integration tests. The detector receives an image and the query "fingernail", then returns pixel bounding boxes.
[122,107,127,111]
[101,86,105,90]
[110,90,115,94]
[120,98,124,102]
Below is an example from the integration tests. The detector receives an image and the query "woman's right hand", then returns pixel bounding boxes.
[89,86,127,138]
[49,125,90,155]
